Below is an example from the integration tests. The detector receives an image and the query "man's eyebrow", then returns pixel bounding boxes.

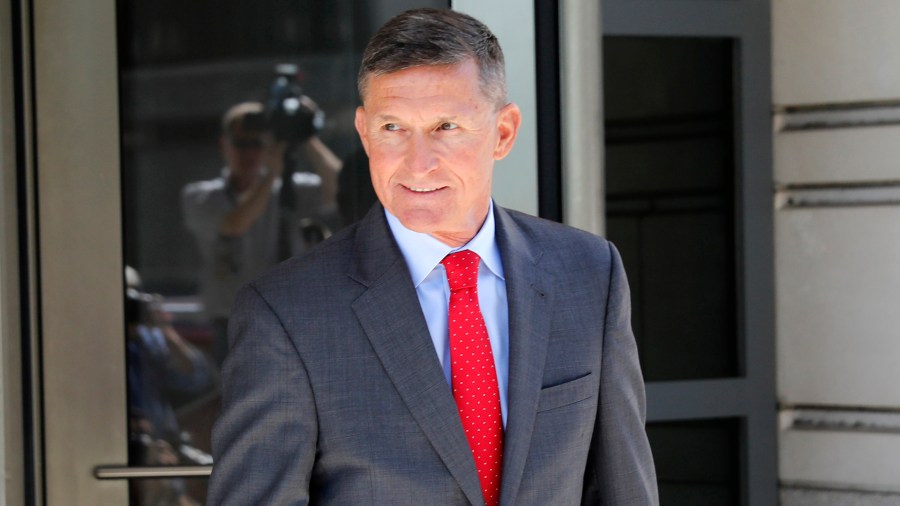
[372,113,462,124]
[373,113,400,122]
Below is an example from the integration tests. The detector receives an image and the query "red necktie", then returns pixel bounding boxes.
[441,250,503,506]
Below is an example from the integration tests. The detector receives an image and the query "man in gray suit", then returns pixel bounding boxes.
[209,8,658,505]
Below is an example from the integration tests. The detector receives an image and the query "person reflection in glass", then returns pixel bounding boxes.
[125,266,214,506]
[181,101,342,366]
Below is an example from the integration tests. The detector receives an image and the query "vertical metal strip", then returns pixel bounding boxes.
[32,0,127,502]
[560,0,604,235]
[3,0,43,503]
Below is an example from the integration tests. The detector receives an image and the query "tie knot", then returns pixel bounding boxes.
[441,250,480,291]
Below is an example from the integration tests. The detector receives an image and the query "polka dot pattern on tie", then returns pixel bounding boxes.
[442,249,503,506]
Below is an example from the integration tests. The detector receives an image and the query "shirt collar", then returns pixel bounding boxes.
[385,201,505,288]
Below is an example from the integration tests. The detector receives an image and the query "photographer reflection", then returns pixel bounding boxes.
[182,89,342,366]
[126,266,214,506]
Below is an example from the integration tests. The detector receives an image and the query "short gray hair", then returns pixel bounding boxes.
[358,8,507,108]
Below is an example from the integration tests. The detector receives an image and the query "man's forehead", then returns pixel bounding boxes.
[364,60,480,91]
[363,93,486,123]
[364,63,486,103]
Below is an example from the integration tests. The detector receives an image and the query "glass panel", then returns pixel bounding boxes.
[118,2,447,504]
[648,418,742,505]
[128,476,210,506]
[603,36,739,381]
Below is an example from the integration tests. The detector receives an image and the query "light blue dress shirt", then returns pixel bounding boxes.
[385,202,509,426]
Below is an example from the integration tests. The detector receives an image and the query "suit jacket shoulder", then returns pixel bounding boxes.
[495,206,616,281]
[243,203,403,321]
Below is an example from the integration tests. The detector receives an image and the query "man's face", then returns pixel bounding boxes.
[355,59,520,247]
[221,125,264,181]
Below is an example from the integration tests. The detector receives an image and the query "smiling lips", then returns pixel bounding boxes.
[404,184,445,193]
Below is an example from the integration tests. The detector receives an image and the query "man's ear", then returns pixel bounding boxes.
[354,106,370,155]
[493,103,521,160]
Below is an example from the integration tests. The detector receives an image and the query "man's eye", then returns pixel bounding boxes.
[439,122,458,131]
[383,123,399,131]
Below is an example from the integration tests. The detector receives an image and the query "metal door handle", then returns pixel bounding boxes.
[94,465,212,480]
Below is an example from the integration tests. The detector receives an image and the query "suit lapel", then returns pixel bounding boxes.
[348,205,484,506]
[494,207,553,506]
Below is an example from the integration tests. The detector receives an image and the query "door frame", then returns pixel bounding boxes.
[596,1,777,505]
[32,0,128,502]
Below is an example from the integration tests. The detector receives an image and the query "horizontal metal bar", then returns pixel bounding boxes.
[94,465,212,480]
[646,378,751,421]
[603,0,760,37]
[781,479,900,496]
[776,185,900,209]
[776,180,900,191]
[774,102,900,132]
[780,406,900,435]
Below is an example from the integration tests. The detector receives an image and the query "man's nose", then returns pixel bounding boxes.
[406,133,438,173]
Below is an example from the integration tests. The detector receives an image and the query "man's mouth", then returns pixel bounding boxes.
[405,185,443,193]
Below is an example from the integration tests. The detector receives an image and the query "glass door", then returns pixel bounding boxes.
[32,0,538,503]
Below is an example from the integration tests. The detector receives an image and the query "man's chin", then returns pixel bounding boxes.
[396,213,478,247]
[394,212,445,235]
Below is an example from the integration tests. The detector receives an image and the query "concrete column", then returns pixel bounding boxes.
[773,0,900,502]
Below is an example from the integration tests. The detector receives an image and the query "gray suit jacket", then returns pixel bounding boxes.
[208,204,658,505]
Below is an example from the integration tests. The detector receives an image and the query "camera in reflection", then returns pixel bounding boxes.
[125,287,162,326]
[245,63,324,144]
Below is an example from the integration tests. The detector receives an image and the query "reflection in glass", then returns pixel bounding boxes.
[118,1,447,504]
[603,36,739,381]
[647,418,741,505]
[125,266,214,506]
